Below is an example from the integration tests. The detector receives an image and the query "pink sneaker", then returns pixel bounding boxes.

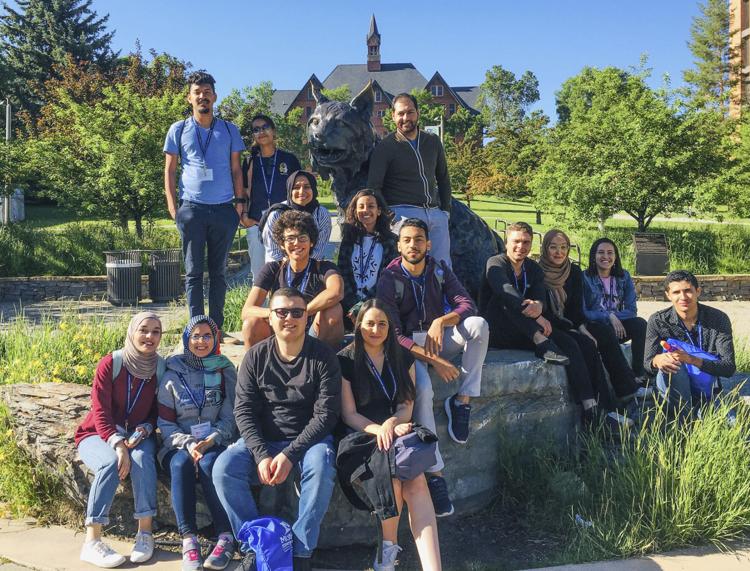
[182,536,202,571]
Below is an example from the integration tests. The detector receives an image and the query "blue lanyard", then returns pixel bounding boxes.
[400,264,427,328]
[125,373,147,430]
[193,117,216,169]
[177,372,206,420]
[512,263,527,296]
[365,353,398,406]
[286,260,312,293]
[680,321,703,350]
[600,276,617,311]
[257,150,278,205]
[357,237,378,283]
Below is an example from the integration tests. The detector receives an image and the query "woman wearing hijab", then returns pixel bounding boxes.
[539,230,638,429]
[157,315,237,571]
[75,312,164,568]
[260,170,332,263]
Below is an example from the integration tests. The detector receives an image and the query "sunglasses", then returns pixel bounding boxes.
[271,308,306,319]
[252,124,272,134]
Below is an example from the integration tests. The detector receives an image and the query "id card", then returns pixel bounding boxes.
[184,165,214,182]
[190,421,212,440]
[412,331,428,347]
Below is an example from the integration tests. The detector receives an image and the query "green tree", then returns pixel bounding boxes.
[478,65,539,131]
[28,55,185,236]
[320,84,351,102]
[0,0,117,127]
[683,0,738,111]
[532,66,718,232]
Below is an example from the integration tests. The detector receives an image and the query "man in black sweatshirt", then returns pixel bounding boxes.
[367,92,453,268]
[213,287,341,571]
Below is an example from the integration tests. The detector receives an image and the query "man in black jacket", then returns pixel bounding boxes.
[213,287,341,571]
[645,270,736,416]
[367,93,453,268]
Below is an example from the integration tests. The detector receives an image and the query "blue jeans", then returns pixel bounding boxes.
[163,446,232,536]
[176,200,239,330]
[656,366,718,417]
[391,205,452,269]
[77,434,157,526]
[212,436,336,558]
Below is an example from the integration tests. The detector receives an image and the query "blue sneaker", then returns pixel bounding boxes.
[426,475,454,517]
[445,394,471,444]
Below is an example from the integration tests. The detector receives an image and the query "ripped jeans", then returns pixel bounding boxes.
[212,436,336,558]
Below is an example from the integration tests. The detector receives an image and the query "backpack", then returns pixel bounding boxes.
[111,349,166,383]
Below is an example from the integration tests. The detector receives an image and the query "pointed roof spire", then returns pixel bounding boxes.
[368,14,380,40]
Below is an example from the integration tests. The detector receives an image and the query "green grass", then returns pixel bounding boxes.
[222,285,251,333]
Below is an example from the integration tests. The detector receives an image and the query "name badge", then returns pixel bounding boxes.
[412,331,428,346]
[190,421,212,440]
[184,165,214,182]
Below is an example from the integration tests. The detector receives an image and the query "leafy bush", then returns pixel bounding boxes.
[222,285,251,333]
[0,222,180,277]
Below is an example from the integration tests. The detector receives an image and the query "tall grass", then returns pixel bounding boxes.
[222,285,250,333]
[498,394,750,564]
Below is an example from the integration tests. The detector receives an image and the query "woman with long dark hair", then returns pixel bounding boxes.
[583,238,650,384]
[337,189,398,321]
[338,299,441,571]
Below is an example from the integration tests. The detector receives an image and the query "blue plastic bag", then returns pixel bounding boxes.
[237,516,294,571]
[664,337,719,398]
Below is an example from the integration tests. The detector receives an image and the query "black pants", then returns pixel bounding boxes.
[621,317,648,376]
[489,307,599,405]
[586,321,639,399]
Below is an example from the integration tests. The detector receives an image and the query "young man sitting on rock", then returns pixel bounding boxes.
[645,270,736,418]
[213,287,341,571]
[376,218,489,518]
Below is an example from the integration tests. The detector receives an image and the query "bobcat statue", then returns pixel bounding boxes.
[307,82,502,299]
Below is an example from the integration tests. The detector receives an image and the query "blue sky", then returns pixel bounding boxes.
[90,0,701,118]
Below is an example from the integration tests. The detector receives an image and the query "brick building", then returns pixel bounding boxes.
[731,0,750,116]
[269,16,480,136]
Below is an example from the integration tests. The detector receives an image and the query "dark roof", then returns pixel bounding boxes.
[453,86,481,112]
[270,90,300,116]
[368,15,380,40]
[322,63,428,99]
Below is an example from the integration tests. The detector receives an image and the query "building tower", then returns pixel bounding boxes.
[731,0,750,116]
[367,15,381,72]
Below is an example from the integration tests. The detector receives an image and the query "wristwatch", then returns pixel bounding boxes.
[232,197,248,205]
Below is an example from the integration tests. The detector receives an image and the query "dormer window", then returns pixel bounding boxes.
[430,85,444,97]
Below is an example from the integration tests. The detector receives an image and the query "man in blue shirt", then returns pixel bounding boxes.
[164,71,245,333]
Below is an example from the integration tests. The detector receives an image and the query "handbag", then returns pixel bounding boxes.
[392,428,437,481]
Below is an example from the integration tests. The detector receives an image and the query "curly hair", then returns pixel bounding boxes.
[342,188,394,243]
[271,209,319,250]
[187,70,215,89]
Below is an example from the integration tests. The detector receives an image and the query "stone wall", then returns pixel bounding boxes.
[633,274,750,301]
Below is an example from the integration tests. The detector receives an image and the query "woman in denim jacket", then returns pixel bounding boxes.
[582,238,649,381]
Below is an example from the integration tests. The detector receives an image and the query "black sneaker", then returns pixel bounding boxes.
[534,340,570,365]
[426,475,455,517]
[293,556,312,571]
[444,395,471,444]
[240,550,256,571]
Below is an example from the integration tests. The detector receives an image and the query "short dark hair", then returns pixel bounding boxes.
[664,270,699,291]
[585,238,624,278]
[187,70,216,89]
[251,113,276,131]
[272,210,319,250]
[506,221,533,238]
[399,217,429,240]
[392,92,418,111]
[269,287,307,307]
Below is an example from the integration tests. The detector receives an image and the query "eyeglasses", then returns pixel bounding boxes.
[283,234,310,245]
[252,124,272,134]
[189,334,213,342]
[271,308,306,319]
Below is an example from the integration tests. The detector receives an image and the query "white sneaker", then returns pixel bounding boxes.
[130,531,155,563]
[636,386,654,399]
[373,540,402,571]
[80,539,126,568]
[607,411,634,428]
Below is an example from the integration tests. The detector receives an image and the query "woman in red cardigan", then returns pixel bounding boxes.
[74,311,164,568]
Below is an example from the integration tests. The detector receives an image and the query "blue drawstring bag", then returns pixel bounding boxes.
[238,516,294,571]
[664,337,720,398]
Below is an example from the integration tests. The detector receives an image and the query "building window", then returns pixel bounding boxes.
[306,106,312,118]
[448,103,456,115]
[430,85,444,97]
[308,87,314,100]
[369,45,378,56]
[376,110,386,118]
[374,90,382,103]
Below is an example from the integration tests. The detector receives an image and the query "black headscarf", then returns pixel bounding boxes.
[286,170,320,214]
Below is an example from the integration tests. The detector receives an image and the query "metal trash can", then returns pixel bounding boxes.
[148,249,182,302]
[105,250,142,305]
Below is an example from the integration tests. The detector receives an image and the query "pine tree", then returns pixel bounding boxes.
[683,0,738,111]
[0,0,117,127]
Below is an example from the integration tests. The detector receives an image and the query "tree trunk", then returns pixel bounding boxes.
[535,210,542,225]
[597,212,606,234]
[134,215,143,239]
[118,214,128,232]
